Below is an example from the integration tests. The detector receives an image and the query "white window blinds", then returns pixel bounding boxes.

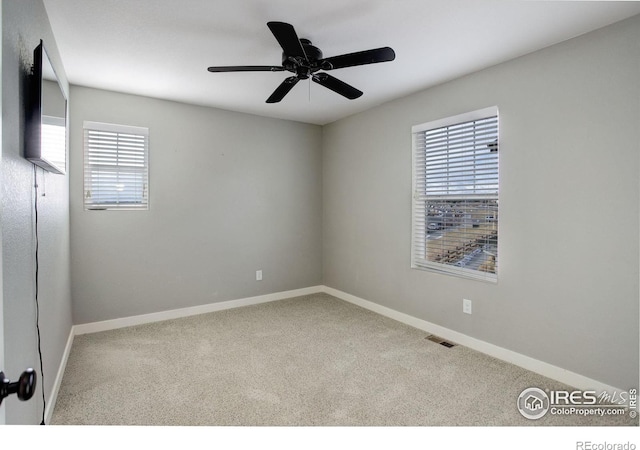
[42,115,66,172]
[412,107,499,282]
[83,121,149,210]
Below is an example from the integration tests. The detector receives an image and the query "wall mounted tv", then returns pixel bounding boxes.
[25,40,67,175]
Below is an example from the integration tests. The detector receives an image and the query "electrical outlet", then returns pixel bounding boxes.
[463,299,472,315]
[256,270,263,281]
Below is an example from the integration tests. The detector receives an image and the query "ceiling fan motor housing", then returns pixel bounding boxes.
[282,39,324,79]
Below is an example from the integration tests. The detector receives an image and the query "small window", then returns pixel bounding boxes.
[411,107,499,282]
[83,121,149,210]
[41,115,66,171]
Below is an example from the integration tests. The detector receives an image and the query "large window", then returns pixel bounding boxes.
[411,107,499,282]
[83,121,149,210]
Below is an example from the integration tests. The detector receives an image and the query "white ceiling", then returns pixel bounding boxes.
[43,0,640,125]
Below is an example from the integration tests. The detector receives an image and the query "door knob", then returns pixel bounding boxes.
[0,369,37,406]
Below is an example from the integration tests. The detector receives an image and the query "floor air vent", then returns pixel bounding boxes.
[426,335,456,348]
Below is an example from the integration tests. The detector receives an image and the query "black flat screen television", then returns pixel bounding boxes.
[25,40,67,175]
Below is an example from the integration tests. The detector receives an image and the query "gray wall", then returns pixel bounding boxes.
[70,87,323,324]
[322,16,639,390]
[67,14,637,394]
[2,0,72,424]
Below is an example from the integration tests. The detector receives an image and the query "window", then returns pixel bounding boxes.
[83,121,149,210]
[42,115,66,172]
[412,106,499,282]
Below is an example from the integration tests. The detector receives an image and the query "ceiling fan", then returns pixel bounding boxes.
[207,21,396,103]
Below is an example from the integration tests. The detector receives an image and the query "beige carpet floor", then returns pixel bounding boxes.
[51,293,637,426]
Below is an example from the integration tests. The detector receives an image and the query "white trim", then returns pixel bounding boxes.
[411,105,498,133]
[45,328,74,424]
[411,107,499,283]
[73,285,324,335]
[321,286,624,395]
[51,283,623,421]
[412,260,498,284]
[83,122,150,211]
[42,115,65,127]
[83,120,148,136]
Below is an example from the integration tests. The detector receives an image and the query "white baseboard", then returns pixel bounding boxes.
[321,286,623,395]
[73,285,324,335]
[58,283,622,412]
[45,327,74,424]
[49,287,320,423]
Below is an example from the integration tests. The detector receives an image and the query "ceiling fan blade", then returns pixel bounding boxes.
[267,21,308,61]
[266,76,300,103]
[321,47,395,70]
[207,65,284,73]
[312,73,362,100]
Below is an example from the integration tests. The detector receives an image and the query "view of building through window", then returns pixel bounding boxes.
[412,108,498,281]
[423,199,498,274]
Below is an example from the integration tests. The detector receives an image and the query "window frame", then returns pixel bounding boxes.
[411,106,499,283]
[83,121,150,211]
